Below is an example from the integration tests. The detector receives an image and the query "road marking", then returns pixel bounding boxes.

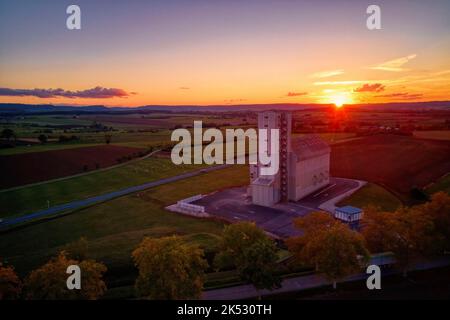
[313,183,336,198]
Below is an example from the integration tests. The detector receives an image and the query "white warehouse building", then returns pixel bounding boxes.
[250,111,331,207]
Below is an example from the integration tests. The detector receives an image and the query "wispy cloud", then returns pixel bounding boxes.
[375,92,423,100]
[0,87,132,99]
[179,86,190,90]
[370,54,417,72]
[286,92,307,97]
[310,69,344,78]
[314,80,365,86]
[354,83,385,93]
[223,98,247,104]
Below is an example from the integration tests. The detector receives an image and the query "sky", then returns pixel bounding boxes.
[0,0,449,107]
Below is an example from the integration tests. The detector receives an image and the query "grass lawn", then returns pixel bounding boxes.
[0,165,249,282]
[338,183,402,212]
[0,157,207,218]
[426,174,450,195]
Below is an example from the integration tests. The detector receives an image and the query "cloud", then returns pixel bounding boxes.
[370,54,417,72]
[286,92,308,97]
[179,87,190,90]
[354,83,385,93]
[314,80,365,86]
[375,92,423,100]
[0,86,131,99]
[223,98,247,104]
[311,69,344,78]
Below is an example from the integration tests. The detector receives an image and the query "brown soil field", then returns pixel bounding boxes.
[80,115,169,127]
[0,145,143,189]
[330,134,450,201]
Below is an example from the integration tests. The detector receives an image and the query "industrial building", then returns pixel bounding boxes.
[250,111,331,207]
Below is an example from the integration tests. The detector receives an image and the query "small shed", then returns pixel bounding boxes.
[334,205,363,223]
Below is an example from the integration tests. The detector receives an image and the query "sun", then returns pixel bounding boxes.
[328,92,353,108]
[333,96,345,108]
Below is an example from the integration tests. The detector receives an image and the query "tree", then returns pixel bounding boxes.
[361,205,394,253]
[37,134,47,144]
[287,211,338,271]
[315,223,369,289]
[132,236,207,299]
[0,263,22,300]
[238,239,281,298]
[423,192,450,252]
[24,252,107,300]
[215,222,281,297]
[1,128,16,142]
[64,237,89,261]
[362,205,438,276]
[214,222,269,268]
[288,215,369,289]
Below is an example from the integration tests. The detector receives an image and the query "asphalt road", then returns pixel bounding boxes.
[202,256,450,300]
[0,164,230,228]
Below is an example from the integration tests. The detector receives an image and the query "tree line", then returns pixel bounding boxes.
[1,192,448,300]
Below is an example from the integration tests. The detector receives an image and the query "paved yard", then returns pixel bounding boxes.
[193,177,361,238]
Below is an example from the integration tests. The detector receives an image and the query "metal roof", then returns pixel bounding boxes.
[291,135,331,161]
[336,205,362,215]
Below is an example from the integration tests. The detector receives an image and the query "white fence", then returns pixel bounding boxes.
[169,194,209,218]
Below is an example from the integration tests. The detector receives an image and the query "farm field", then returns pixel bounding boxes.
[0,165,249,287]
[330,134,450,203]
[0,142,102,156]
[426,174,450,195]
[413,130,450,141]
[0,145,144,189]
[337,183,402,212]
[293,132,357,144]
[79,114,252,130]
[0,156,207,218]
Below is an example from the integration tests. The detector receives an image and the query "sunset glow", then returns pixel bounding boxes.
[0,1,449,106]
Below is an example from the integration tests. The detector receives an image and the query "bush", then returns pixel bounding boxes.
[410,186,429,201]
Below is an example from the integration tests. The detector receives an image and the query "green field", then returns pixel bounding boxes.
[0,157,207,218]
[338,183,403,212]
[426,174,450,195]
[0,142,102,155]
[0,165,249,282]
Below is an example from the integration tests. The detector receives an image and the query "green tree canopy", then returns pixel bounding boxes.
[289,214,369,289]
[215,222,281,296]
[362,202,441,276]
[64,237,89,261]
[132,236,208,300]
[24,252,107,300]
[1,128,16,141]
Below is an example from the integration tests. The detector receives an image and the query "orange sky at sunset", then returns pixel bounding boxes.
[1,1,449,107]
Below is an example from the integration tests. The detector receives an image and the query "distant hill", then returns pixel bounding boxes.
[0,101,449,115]
[0,103,111,114]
